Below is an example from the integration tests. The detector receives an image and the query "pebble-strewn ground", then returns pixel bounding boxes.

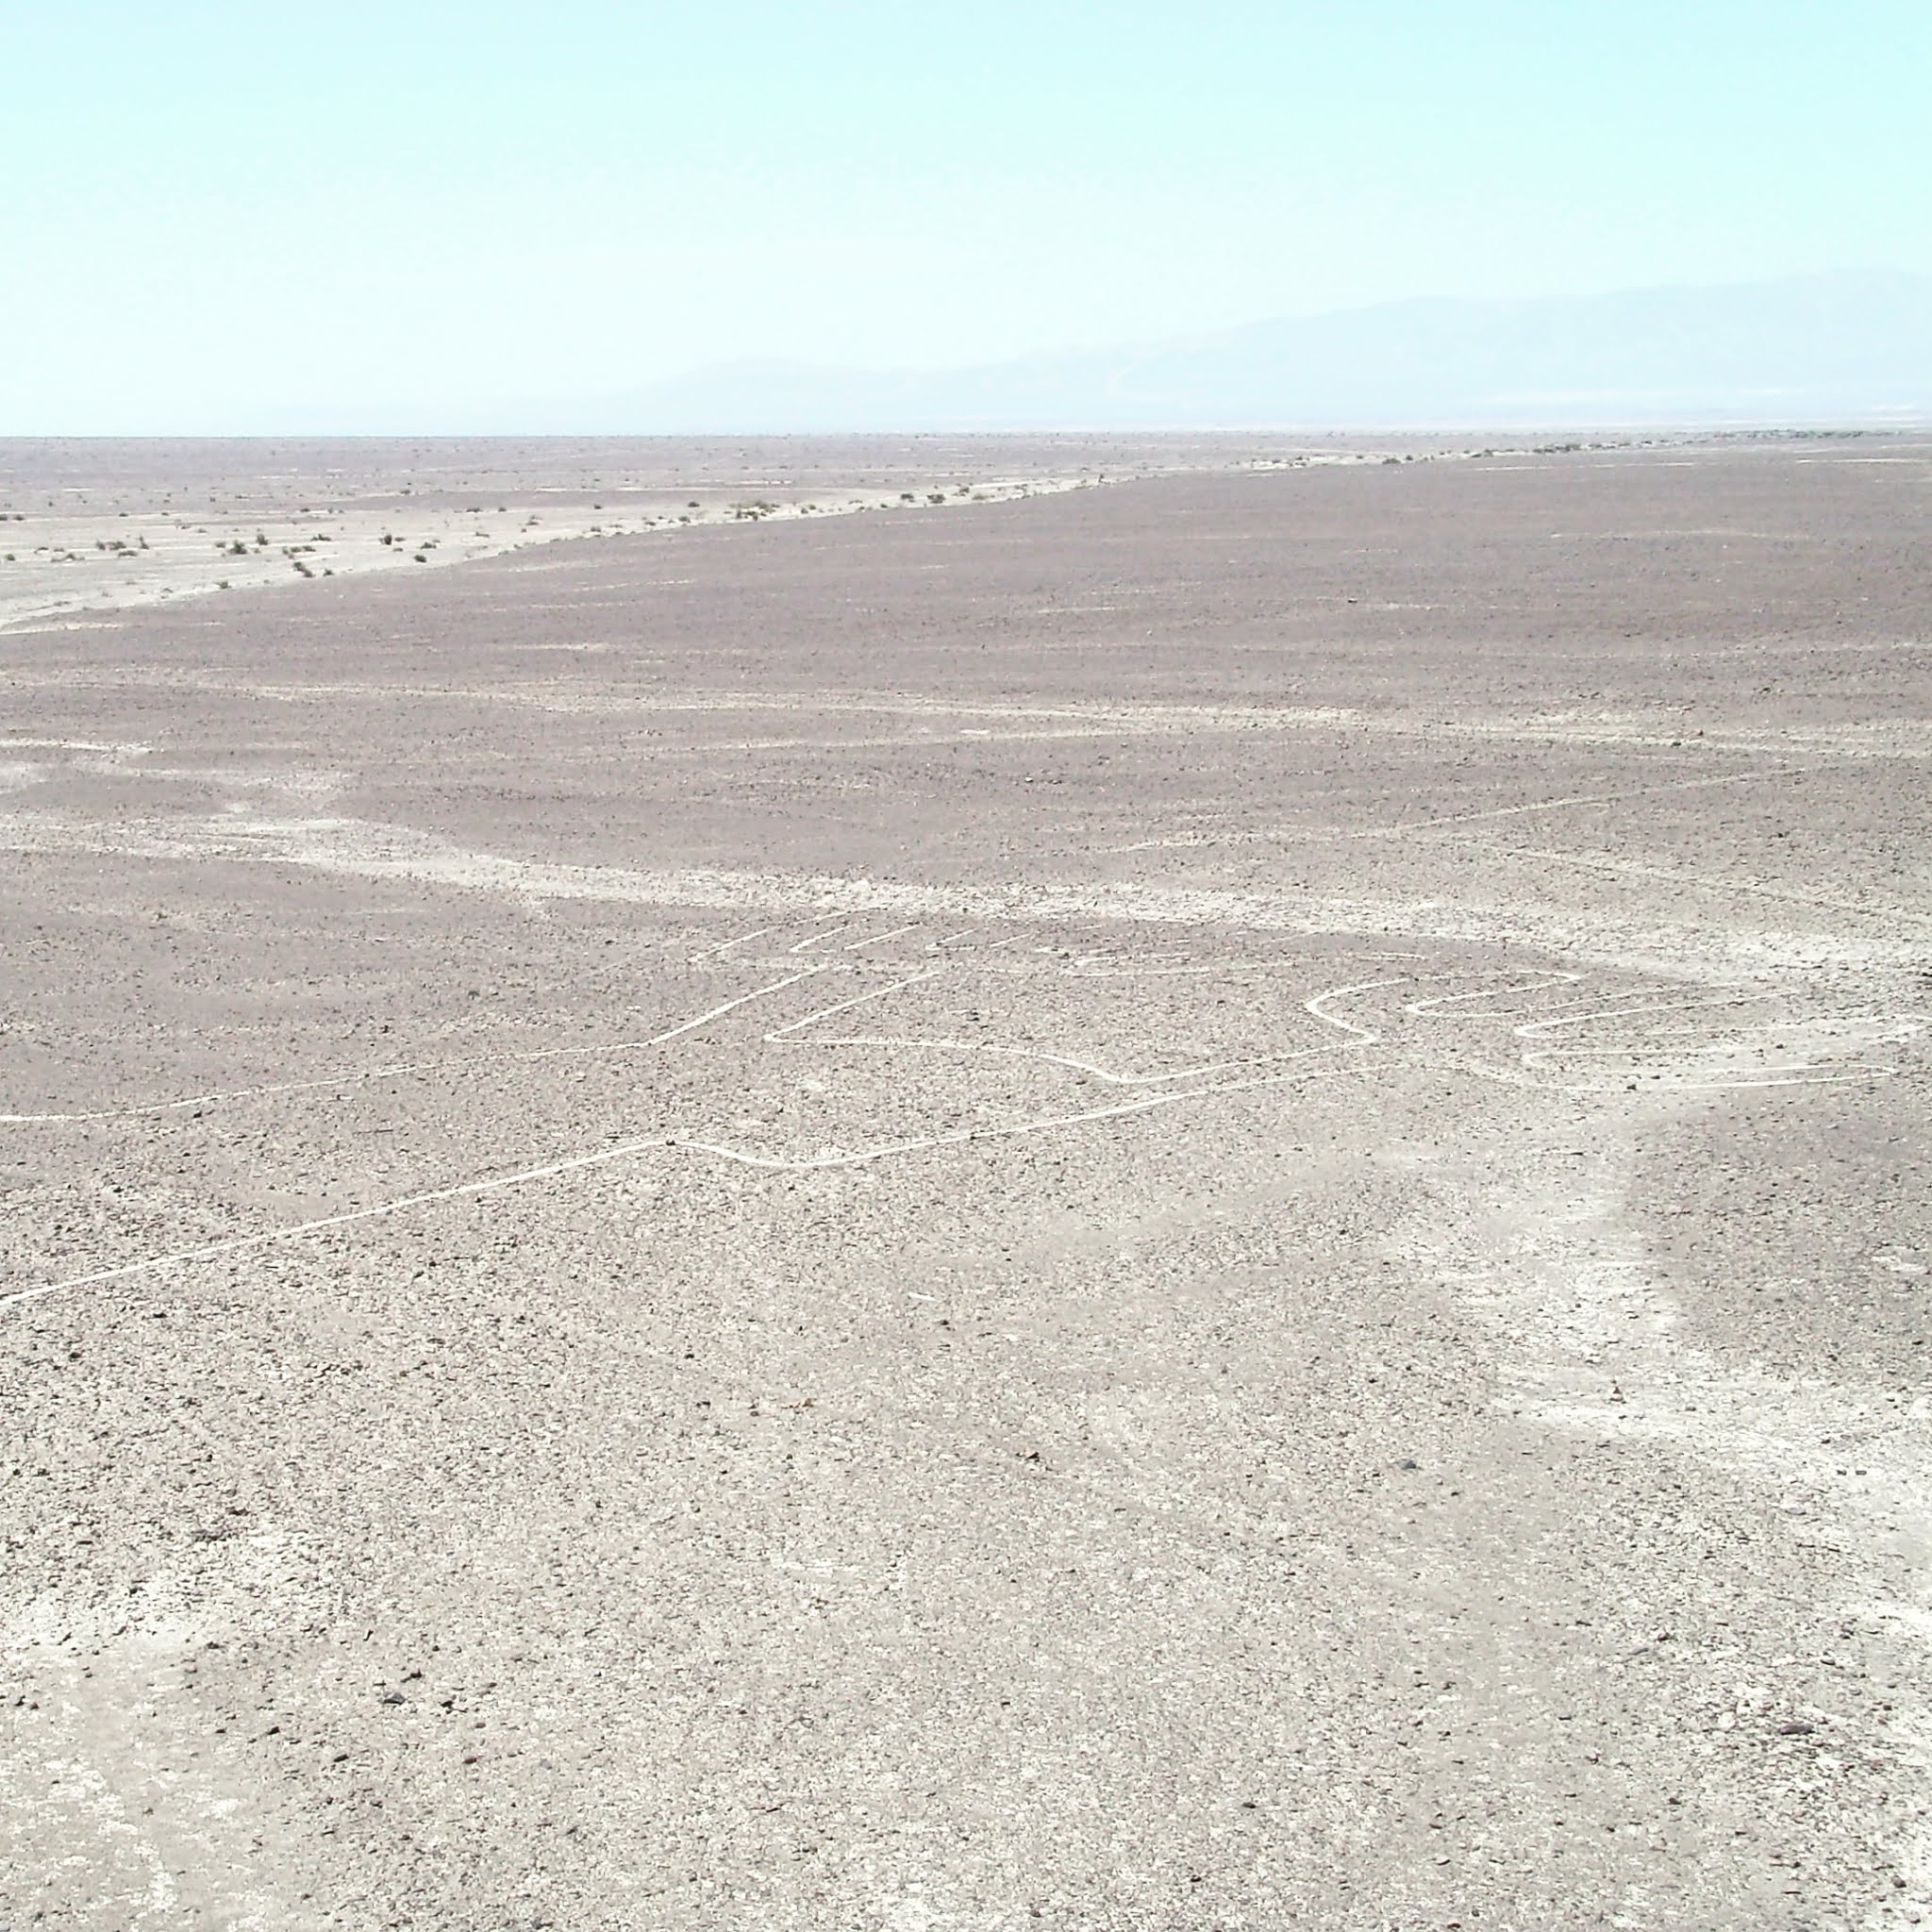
[3,432,1928,1930]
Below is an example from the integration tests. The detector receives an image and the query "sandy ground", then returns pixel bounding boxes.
[2,433,1929,1929]
[0,433,1551,636]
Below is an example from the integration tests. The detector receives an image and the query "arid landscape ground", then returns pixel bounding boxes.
[3,432,1928,1929]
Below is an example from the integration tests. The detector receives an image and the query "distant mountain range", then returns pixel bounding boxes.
[509,270,1930,434]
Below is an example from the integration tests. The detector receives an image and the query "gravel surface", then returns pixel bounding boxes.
[2,432,1928,1929]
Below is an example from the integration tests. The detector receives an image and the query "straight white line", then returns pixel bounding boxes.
[0,969,829,1124]
[766,968,1393,1082]
[1513,992,1782,1039]
[842,924,923,951]
[1469,841,1932,924]
[1402,972,1586,1014]
[789,925,853,952]
[783,1032,1359,1088]
[4,1133,675,1307]
[1103,767,1816,851]
[689,925,777,959]
[763,971,943,1039]
[677,1059,1358,1174]
[643,969,830,1043]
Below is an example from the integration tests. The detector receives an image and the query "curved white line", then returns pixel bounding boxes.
[1302,978,1409,1042]
[1511,991,1782,1039]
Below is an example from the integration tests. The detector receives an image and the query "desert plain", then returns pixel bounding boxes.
[1,432,1929,1930]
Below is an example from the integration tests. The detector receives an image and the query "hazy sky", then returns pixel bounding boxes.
[6,0,1927,431]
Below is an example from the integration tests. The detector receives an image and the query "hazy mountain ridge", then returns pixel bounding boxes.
[528,271,1931,434]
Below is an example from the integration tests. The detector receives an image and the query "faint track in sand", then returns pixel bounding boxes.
[6,955,1914,1309]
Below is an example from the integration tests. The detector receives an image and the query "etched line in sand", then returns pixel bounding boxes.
[1505,989,1921,1091]
[7,950,1403,1307]
[1309,974,1919,1092]
[842,924,924,951]
[758,970,1383,1088]
[689,924,779,959]
[9,955,1910,1307]
[1509,991,1787,1039]
[0,968,831,1126]
[5,807,1928,976]
[1401,971,1587,1012]
[676,1060,1357,1175]
[789,922,857,952]
[1107,768,1808,854]
[6,1050,1363,1310]
[1467,839,1932,926]
[1304,979,1410,1042]
[20,674,1925,758]
[0,1131,676,1307]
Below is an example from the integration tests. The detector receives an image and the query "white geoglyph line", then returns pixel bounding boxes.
[1371,769,1811,837]
[689,925,777,959]
[7,1042,1365,1312]
[761,971,947,1038]
[1471,840,1932,925]
[0,946,1391,1130]
[675,1060,1357,1174]
[1525,1015,1919,1091]
[7,954,1396,1308]
[8,957,1911,1308]
[842,924,923,951]
[0,970,831,1125]
[1,1132,677,1308]
[8,671,1928,758]
[1402,972,1586,1013]
[1303,980,1410,1042]
[1107,769,1806,854]
[1537,1056,1902,1091]
[772,1034,1365,1088]
[763,972,1384,1087]
[789,924,855,952]
[1316,974,1914,1092]
[5,809,1928,978]
[1511,991,1785,1039]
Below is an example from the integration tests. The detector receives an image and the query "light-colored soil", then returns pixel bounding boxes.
[2,432,1929,1929]
[0,433,1500,635]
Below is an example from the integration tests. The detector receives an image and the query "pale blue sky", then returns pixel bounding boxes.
[5,1,1926,431]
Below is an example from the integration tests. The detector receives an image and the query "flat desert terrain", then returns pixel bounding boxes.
[3,434,1929,1930]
